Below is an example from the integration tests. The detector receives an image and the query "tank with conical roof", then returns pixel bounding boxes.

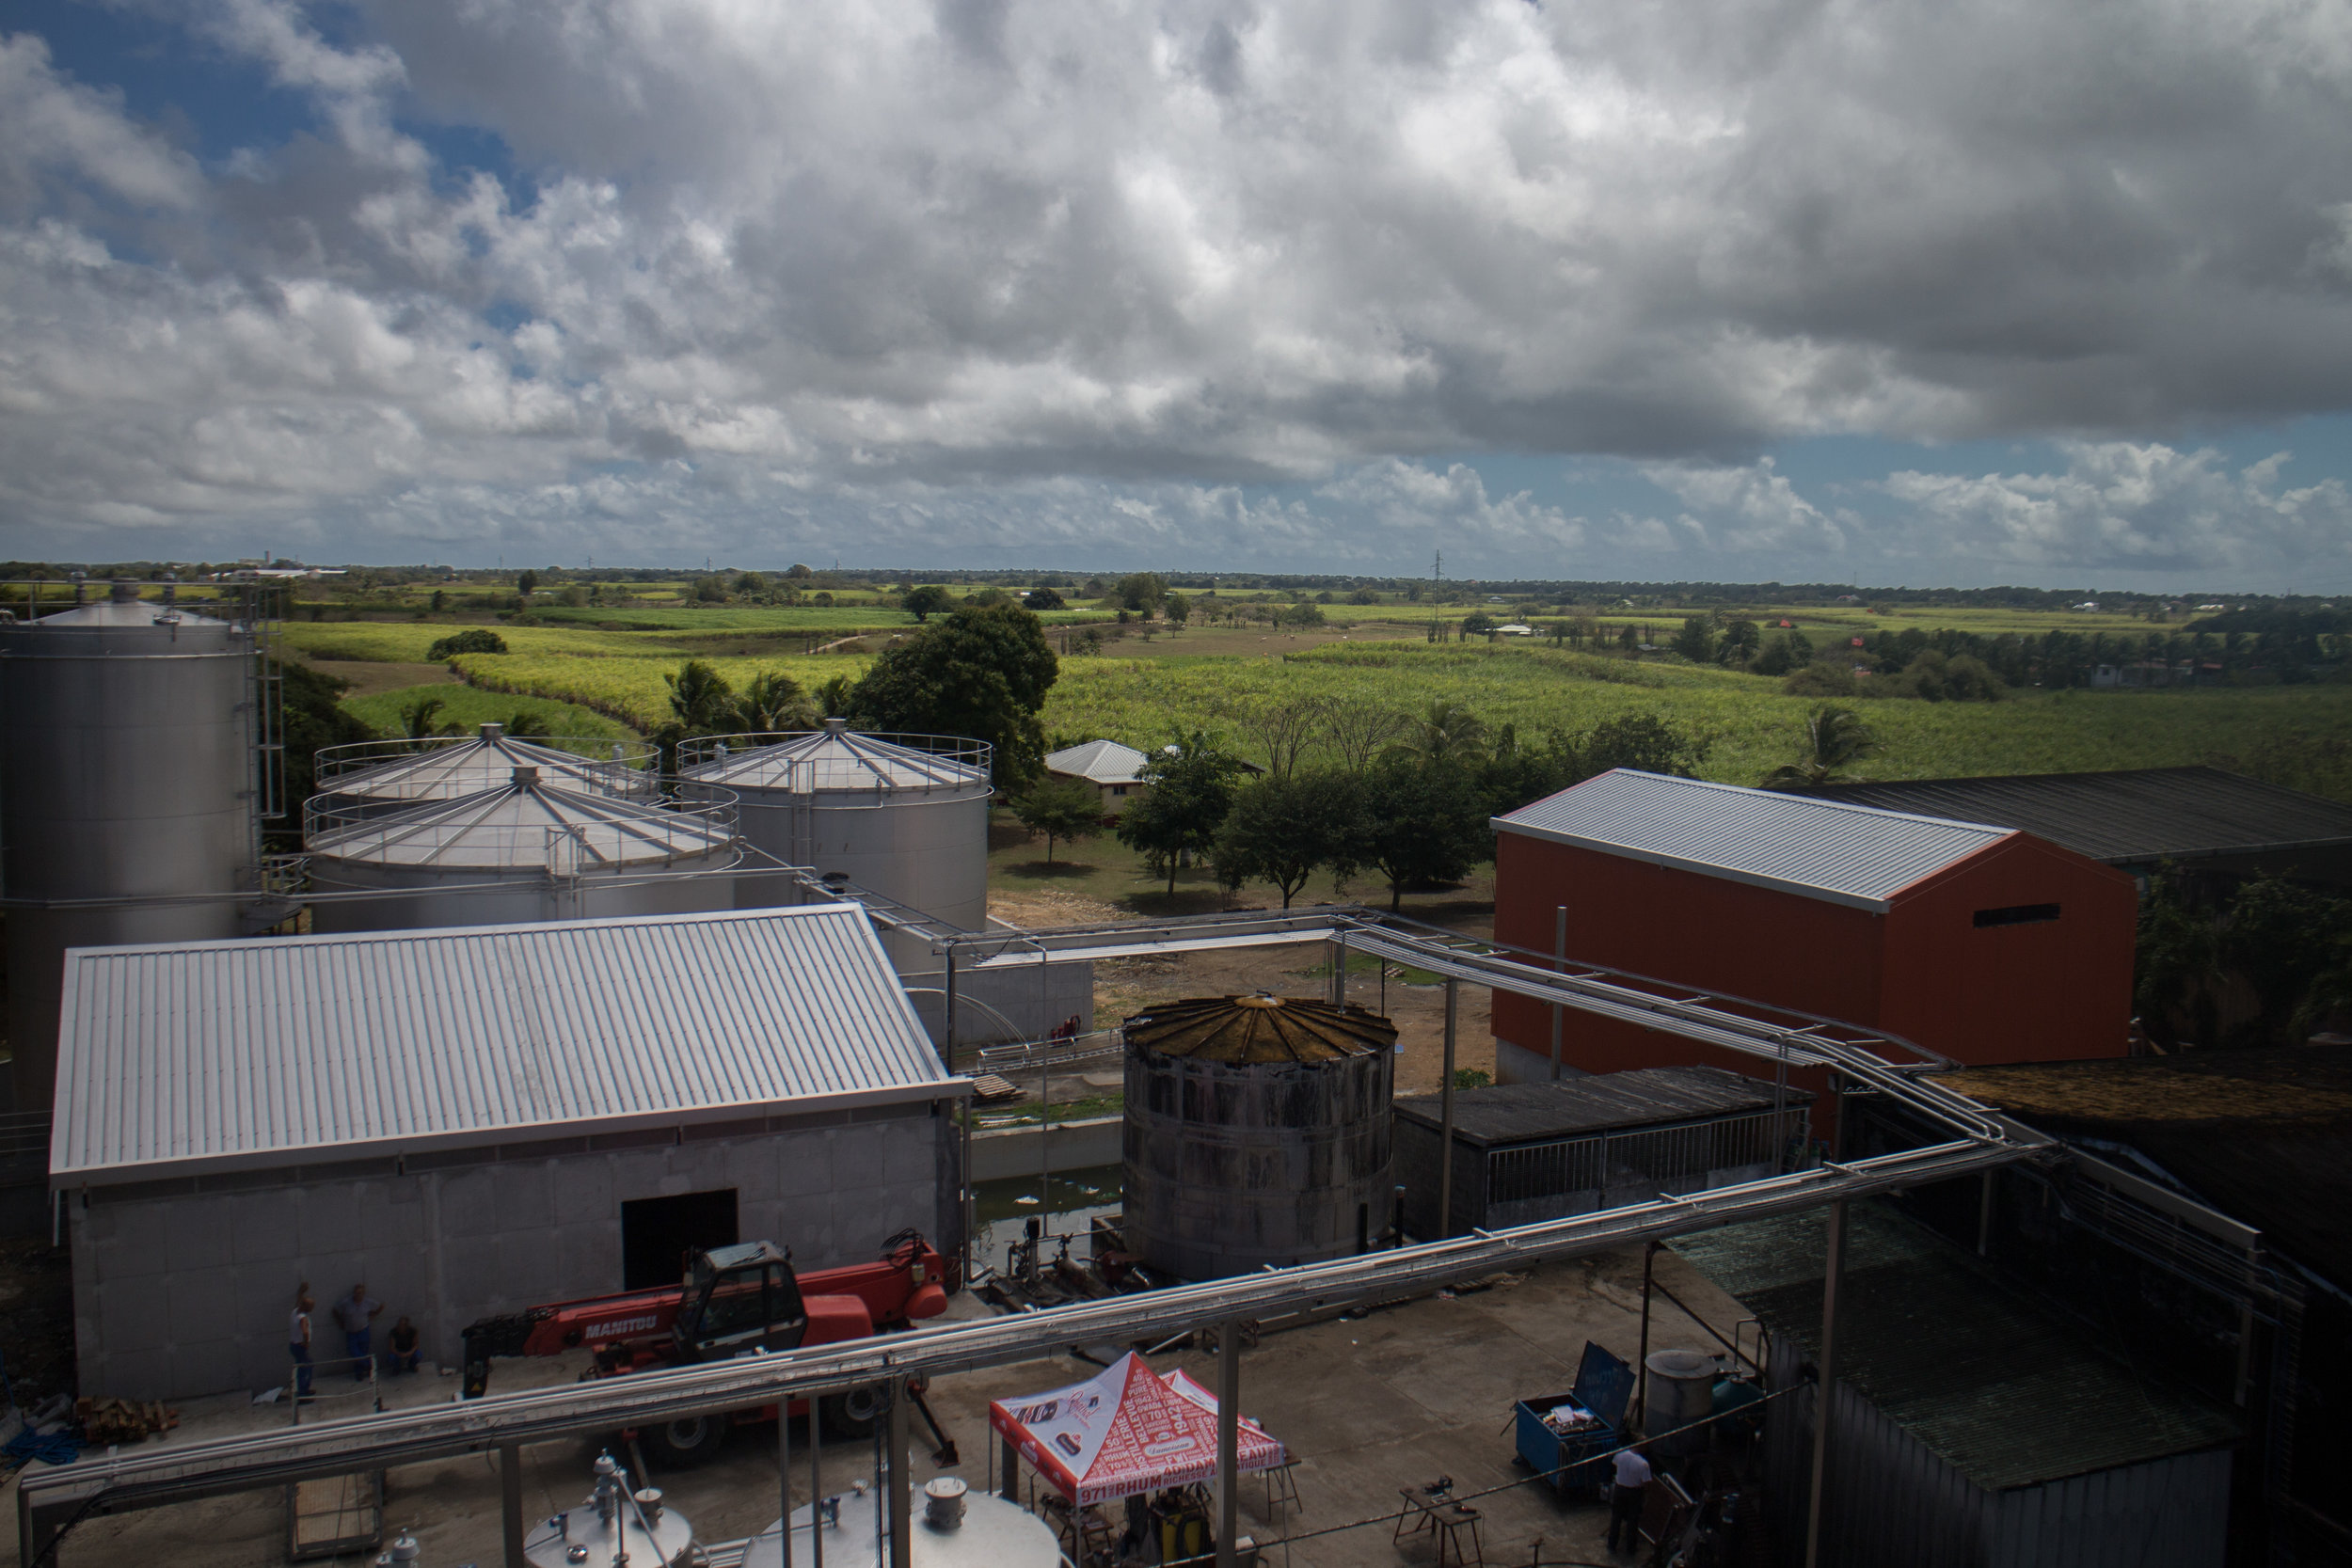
[305,767,740,933]
[679,719,991,933]
[1121,994,1396,1282]
[0,578,259,1109]
[314,723,657,820]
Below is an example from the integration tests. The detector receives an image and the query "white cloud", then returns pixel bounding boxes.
[8,0,2352,573]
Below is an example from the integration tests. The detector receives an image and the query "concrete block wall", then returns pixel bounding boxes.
[69,1106,948,1402]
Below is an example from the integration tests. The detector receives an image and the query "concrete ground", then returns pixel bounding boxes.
[4,1244,1756,1568]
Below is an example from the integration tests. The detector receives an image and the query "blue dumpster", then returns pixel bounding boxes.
[1514,1341,1636,1501]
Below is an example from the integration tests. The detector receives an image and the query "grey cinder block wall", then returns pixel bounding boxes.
[70,1102,957,1402]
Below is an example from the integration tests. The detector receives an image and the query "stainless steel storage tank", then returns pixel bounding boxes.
[305,768,740,933]
[0,580,256,1110]
[1121,994,1396,1281]
[314,723,657,818]
[679,721,991,927]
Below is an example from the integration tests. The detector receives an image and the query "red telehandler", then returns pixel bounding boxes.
[459,1229,955,1467]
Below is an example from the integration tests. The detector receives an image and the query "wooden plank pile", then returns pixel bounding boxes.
[75,1396,179,1444]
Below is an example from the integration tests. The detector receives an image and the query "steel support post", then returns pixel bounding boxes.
[1216,1319,1241,1568]
[1804,1198,1849,1568]
[808,1400,824,1568]
[943,946,959,1068]
[1329,935,1347,1006]
[1438,979,1459,1239]
[1976,1169,1995,1258]
[1634,1242,1657,1433]
[779,1395,793,1568]
[501,1443,526,1568]
[1549,906,1566,1080]
[888,1378,912,1568]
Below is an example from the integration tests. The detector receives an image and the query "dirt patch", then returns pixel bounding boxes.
[986,886,1130,928]
[301,657,461,699]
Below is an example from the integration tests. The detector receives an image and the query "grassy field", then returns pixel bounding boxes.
[293,601,2348,791]
[342,683,635,741]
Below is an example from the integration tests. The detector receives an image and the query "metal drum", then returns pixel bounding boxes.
[306,768,739,933]
[1122,994,1397,1281]
[680,721,990,938]
[523,1454,697,1568]
[739,1480,1059,1568]
[0,580,255,1108]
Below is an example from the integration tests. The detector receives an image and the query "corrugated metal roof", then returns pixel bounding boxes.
[1671,1202,2239,1490]
[306,776,736,868]
[1494,769,2015,911]
[326,726,647,804]
[1045,738,1152,785]
[686,721,987,792]
[51,906,960,1184]
[1393,1065,1812,1146]
[1807,767,2352,865]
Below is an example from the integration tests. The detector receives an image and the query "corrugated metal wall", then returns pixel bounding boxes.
[1764,1334,2233,1568]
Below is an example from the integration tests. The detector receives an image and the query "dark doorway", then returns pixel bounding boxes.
[621,1189,739,1291]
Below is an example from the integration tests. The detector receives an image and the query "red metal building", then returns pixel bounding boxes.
[1489,771,2136,1139]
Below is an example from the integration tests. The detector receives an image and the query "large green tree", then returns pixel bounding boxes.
[901,585,955,621]
[1214,771,1359,909]
[1011,776,1104,864]
[847,603,1058,785]
[1353,756,1491,911]
[1116,732,1247,895]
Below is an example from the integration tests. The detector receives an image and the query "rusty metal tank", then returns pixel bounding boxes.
[1121,993,1396,1281]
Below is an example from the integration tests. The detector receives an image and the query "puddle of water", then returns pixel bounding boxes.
[969,1163,1123,1276]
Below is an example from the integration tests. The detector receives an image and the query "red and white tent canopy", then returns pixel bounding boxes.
[989,1353,1287,1506]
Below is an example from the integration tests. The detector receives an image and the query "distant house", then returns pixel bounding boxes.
[1495,623,1534,636]
[1044,738,1153,814]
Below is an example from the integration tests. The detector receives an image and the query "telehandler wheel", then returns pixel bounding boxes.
[640,1412,729,1468]
[822,1386,885,1439]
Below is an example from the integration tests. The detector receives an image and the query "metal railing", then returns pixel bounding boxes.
[314,734,659,786]
[679,729,993,791]
[0,1112,53,1169]
[304,780,739,866]
[1485,1107,1812,1211]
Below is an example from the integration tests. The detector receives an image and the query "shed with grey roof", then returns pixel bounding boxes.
[1391,1067,1812,1238]
[1489,771,2137,1134]
[1671,1202,2238,1568]
[1805,766,2352,888]
[52,906,968,1401]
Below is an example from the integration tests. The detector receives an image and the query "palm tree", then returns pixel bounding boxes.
[734,670,811,732]
[663,659,736,732]
[1386,700,1489,766]
[1758,705,1878,790]
[399,693,453,742]
[502,708,552,739]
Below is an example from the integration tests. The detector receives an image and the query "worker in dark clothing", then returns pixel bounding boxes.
[333,1282,385,1379]
[1607,1444,1653,1554]
[385,1316,421,1375]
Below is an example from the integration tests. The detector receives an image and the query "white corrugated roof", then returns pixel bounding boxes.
[1494,769,2015,911]
[686,721,987,792]
[51,906,961,1185]
[306,776,736,868]
[1045,738,1151,785]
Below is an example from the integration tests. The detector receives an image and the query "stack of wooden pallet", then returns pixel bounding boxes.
[75,1396,178,1444]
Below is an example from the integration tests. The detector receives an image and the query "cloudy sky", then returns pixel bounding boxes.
[7,0,2352,587]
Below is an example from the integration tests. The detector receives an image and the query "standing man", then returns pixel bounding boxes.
[333,1282,385,1380]
[289,1286,315,1401]
[1607,1442,1652,1555]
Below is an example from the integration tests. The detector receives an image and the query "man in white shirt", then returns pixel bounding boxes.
[288,1287,315,1401]
[1607,1445,1652,1553]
